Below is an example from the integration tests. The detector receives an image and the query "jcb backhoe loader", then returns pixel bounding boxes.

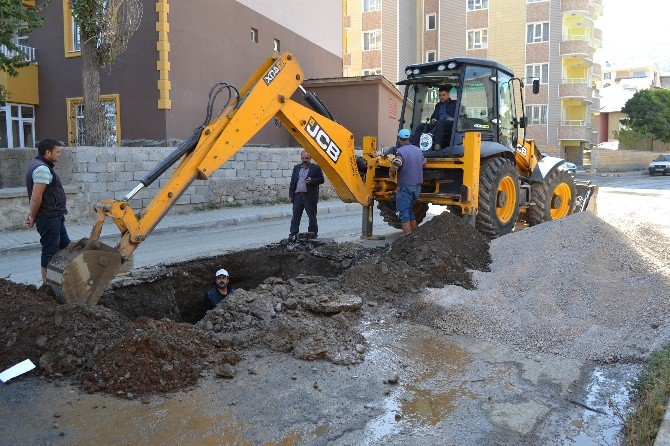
[46,51,596,305]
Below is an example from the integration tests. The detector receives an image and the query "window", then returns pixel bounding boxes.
[363,0,380,12]
[0,103,35,148]
[527,22,549,43]
[72,15,81,51]
[525,63,549,84]
[363,29,381,51]
[525,104,548,125]
[467,0,488,11]
[362,68,381,75]
[250,27,258,43]
[467,29,488,50]
[63,1,81,57]
[603,72,611,80]
[426,50,436,62]
[633,71,646,78]
[426,14,436,30]
[273,38,280,52]
[66,95,121,147]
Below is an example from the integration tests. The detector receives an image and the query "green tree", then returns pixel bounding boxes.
[70,0,142,146]
[621,89,670,151]
[0,0,50,101]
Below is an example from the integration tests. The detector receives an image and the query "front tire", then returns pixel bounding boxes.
[377,199,429,229]
[476,157,520,238]
[526,168,576,225]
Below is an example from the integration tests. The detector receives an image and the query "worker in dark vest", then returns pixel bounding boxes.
[26,139,70,284]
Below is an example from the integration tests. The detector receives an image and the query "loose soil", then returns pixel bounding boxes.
[1,212,490,397]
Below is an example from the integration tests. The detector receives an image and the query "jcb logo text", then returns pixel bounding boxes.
[305,117,341,163]
[263,59,285,85]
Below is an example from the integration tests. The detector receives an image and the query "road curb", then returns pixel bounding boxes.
[654,403,670,445]
[0,203,357,255]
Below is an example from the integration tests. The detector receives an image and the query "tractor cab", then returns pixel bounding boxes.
[398,58,528,158]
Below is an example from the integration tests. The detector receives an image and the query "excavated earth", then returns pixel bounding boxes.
[0,212,491,398]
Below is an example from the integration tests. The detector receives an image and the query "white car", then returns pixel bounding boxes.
[648,154,670,176]
[559,161,577,175]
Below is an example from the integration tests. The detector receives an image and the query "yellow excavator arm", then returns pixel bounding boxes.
[48,52,372,304]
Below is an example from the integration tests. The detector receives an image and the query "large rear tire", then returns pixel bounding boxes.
[476,157,520,238]
[526,168,576,226]
[377,199,429,229]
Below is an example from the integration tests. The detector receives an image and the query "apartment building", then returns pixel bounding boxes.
[343,0,603,163]
[598,63,664,143]
[1,0,342,148]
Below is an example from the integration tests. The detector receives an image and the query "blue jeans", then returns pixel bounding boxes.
[35,217,71,268]
[396,184,422,223]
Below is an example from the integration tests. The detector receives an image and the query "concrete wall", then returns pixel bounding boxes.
[0,147,337,231]
[591,148,662,172]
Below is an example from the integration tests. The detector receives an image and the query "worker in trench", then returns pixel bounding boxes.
[203,268,235,312]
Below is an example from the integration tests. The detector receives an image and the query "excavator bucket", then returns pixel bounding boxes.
[574,180,598,214]
[46,239,122,305]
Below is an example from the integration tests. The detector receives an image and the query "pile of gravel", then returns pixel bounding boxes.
[410,211,670,362]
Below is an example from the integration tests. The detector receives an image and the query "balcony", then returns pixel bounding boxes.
[562,0,589,14]
[0,44,37,63]
[560,38,593,65]
[590,94,600,113]
[592,27,602,49]
[559,79,592,102]
[558,121,593,142]
[592,63,601,78]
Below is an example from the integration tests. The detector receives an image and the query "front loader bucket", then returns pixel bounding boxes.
[46,239,123,305]
[574,180,598,214]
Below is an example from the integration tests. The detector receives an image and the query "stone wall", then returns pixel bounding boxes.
[591,148,662,172]
[0,146,336,231]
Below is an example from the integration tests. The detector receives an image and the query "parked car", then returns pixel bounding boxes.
[559,161,577,175]
[649,154,670,176]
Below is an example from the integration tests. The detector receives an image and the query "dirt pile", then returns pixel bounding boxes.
[411,211,670,362]
[84,317,239,396]
[0,279,127,378]
[341,212,491,302]
[197,276,365,365]
[0,279,236,396]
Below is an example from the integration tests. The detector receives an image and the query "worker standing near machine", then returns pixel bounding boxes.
[390,129,425,235]
[25,139,71,285]
[288,150,325,241]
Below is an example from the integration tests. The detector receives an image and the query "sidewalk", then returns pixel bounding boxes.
[0,199,360,254]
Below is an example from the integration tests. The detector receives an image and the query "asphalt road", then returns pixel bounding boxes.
[0,208,401,286]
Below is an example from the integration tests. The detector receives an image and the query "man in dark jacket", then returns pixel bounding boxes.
[26,139,70,284]
[288,151,325,240]
[203,268,235,312]
[411,86,457,151]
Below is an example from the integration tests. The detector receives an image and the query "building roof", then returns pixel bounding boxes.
[304,75,402,98]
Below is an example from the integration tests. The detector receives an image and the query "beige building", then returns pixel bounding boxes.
[343,0,604,163]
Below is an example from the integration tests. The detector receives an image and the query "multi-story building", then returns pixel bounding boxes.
[0,1,39,149]
[1,0,342,148]
[343,0,603,163]
[598,63,665,143]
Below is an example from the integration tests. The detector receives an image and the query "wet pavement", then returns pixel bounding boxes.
[0,316,640,445]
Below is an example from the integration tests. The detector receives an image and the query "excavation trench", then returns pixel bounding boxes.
[98,240,372,324]
[1,212,492,397]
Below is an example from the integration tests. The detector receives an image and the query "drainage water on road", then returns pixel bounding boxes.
[562,364,641,445]
[362,329,474,444]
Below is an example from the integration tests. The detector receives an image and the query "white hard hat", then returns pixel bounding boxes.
[215,268,229,277]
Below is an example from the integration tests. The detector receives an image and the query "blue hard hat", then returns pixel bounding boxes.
[397,129,411,139]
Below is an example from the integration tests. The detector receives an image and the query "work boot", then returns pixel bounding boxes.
[287,234,297,242]
[307,231,317,239]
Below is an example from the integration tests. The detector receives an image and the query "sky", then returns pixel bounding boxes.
[596,0,670,71]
